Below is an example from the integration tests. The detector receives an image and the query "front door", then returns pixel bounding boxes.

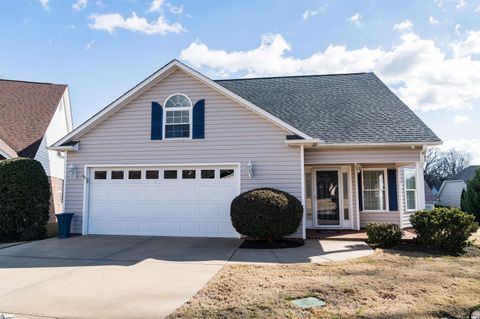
[315,170,341,226]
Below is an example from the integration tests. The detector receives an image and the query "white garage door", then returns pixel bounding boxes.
[86,165,240,237]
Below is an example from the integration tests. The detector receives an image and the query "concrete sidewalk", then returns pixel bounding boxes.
[229,239,373,264]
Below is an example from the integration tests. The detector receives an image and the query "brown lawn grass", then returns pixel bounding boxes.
[170,250,480,319]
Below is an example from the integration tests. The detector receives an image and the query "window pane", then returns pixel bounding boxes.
[363,171,385,190]
[363,190,386,210]
[129,170,141,179]
[165,94,192,108]
[111,171,124,180]
[182,170,196,179]
[305,173,313,220]
[146,170,159,179]
[407,190,416,210]
[94,171,107,179]
[405,169,416,190]
[165,124,190,138]
[164,170,177,179]
[220,169,235,179]
[201,169,215,179]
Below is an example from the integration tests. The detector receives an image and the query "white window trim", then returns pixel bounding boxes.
[404,168,417,212]
[162,93,193,140]
[361,168,389,213]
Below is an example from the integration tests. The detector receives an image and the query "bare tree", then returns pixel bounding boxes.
[424,148,472,190]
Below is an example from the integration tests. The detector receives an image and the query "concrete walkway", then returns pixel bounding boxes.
[0,236,372,319]
[229,239,373,264]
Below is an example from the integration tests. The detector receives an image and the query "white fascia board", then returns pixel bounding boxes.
[0,138,17,158]
[48,143,79,152]
[52,60,312,147]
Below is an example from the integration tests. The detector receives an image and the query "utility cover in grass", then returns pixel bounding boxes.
[291,297,326,308]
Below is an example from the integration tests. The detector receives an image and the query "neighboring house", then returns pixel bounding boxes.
[424,180,436,209]
[0,79,73,221]
[50,60,441,238]
[437,165,480,208]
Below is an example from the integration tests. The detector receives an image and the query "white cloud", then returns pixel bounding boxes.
[39,0,49,10]
[303,9,318,20]
[347,13,362,26]
[475,5,480,12]
[437,0,467,8]
[148,0,164,12]
[166,3,183,14]
[454,114,469,124]
[455,0,466,8]
[73,0,87,11]
[440,139,480,164]
[451,30,480,57]
[394,20,413,31]
[429,16,439,24]
[455,23,462,34]
[180,31,480,112]
[89,11,186,35]
[84,40,95,50]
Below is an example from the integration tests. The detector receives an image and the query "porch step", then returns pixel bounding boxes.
[306,229,416,241]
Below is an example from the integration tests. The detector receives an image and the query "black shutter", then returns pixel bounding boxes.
[192,99,205,139]
[388,169,398,211]
[358,172,363,211]
[151,102,163,140]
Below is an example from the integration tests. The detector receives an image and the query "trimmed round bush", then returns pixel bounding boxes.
[0,158,51,241]
[410,208,479,252]
[230,188,303,241]
[366,223,403,247]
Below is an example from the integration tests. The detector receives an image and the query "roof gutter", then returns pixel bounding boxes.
[310,141,443,148]
[47,143,79,152]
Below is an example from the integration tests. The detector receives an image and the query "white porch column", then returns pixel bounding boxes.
[417,151,426,210]
[300,145,306,239]
[354,163,361,230]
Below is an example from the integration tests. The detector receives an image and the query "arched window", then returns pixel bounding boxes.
[163,93,192,139]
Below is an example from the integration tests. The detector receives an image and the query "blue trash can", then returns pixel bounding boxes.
[56,213,74,239]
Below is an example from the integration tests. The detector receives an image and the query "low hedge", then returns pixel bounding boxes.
[366,223,403,247]
[410,208,479,252]
[0,158,50,241]
[230,188,303,241]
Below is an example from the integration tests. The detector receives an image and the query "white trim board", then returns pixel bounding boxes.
[52,60,312,149]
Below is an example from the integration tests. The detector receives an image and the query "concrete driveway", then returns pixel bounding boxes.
[0,236,241,319]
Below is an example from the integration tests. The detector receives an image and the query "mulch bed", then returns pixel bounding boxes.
[240,239,305,249]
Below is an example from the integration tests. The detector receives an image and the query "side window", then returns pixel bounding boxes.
[182,169,196,179]
[111,171,124,180]
[146,170,159,179]
[164,170,178,179]
[129,170,142,179]
[201,169,215,179]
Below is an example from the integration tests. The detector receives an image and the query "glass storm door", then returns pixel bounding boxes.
[315,170,340,226]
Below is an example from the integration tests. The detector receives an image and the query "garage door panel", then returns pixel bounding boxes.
[87,165,239,237]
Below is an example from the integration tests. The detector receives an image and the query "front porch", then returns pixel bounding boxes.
[302,146,426,232]
[306,228,417,241]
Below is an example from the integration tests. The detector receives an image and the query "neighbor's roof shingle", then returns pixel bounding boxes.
[0,80,67,158]
[216,73,441,144]
[449,165,480,182]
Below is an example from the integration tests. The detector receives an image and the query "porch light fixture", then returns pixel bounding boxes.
[356,164,362,174]
[66,164,77,179]
[247,160,254,178]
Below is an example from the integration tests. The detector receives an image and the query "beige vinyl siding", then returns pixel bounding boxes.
[64,70,302,235]
[305,148,421,165]
[359,212,401,228]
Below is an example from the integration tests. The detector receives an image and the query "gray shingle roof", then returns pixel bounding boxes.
[216,73,440,144]
[449,165,480,182]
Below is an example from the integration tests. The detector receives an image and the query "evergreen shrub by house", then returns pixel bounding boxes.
[461,168,480,222]
[366,223,403,247]
[230,188,303,241]
[410,208,479,252]
[0,158,50,241]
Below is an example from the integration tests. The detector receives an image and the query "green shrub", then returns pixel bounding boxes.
[410,208,479,252]
[460,168,480,222]
[366,223,403,247]
[0,158,50,241]
[230,188,303,241]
